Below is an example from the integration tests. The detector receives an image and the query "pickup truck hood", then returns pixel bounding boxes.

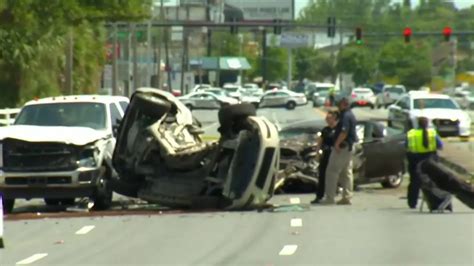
[0,125,109,146]
[412,109,470,121]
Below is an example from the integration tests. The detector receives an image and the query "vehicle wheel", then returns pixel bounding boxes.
[91,166,113,210]
[252,102,259,109]
[133,93,172,117]
[460,136,470,142]
[3,199,14,214]
[218,103,256,126]
[387,119,393,128]
[44,198,75,206]
[185,103,193,111]
[286,101,296,110]
[312,101,317,107]
[381,173,403,188]
[370,104,374,109]
[350,103,356,109]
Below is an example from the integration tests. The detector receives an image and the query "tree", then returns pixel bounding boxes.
[336,44,376,86]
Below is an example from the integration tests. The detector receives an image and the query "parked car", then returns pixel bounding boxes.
[0,95,129,213]
[304,82,335,99]
[376,85,406,108]
[312,90,330,107]
[223,84,243,101]
[178,91,239,110]
[258,90,307,110]
[110,88,280,210]
[387,91,471,139]
[349,87,376,109]
[191,84,212,93]
[452,87,474,110]
[275,118,406,193]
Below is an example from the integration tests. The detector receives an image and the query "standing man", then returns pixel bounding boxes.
[406,116,443,209]
[328,86,336,106]
[322,96,358,205]
[311,110,339,204]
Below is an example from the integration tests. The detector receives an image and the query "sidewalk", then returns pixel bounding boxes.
[438,141,474,180]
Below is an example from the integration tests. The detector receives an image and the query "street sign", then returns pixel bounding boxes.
[279,32,311,48]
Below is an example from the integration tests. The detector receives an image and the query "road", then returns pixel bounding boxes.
[2,103,473,265]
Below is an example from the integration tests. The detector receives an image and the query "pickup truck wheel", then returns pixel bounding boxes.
[286,101,296,110]
[91,167,113,210]
[44,198,75,206]
[3,199,14,214]
[381,172,403,188]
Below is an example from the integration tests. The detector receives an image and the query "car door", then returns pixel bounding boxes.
[260,92,277,107]
[274,92,289,106]
[391,96,410,129]
[203,94,221,109]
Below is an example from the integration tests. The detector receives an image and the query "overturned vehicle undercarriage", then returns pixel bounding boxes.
[111,88,280,210]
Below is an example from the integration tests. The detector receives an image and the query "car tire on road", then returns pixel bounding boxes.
[185,103,193,111]
[370,104,375,109]
[387,119,393,128]
[44,198,75,206]
[3,199,14,214]
[91,166,113,210]
[381,172,403,188]
[286,101,296,110]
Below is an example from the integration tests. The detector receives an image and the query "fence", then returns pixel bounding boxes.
[0,108,20,126]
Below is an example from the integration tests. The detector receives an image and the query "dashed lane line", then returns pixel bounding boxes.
[16,253,48,265]
[290,218,303,227]
[289,198,301,204]
[75,225,95,235]
[279,245,298,256]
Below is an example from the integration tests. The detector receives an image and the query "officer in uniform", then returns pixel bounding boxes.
[405,116,443,209]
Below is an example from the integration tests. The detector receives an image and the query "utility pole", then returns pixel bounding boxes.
[238,33,243,84]
[112,24,118,95]
[287,47,292,89]
[206,0,212,56]
[65,29,74,95]
[127,24,132,96]
[132,23,139,94]
[156,0,164,88]
[146,20,152,87]
[180,28,188,95]
[165,25,172,92]
[262,29,267,86]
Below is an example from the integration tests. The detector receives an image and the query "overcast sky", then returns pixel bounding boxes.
[295,0,474,18]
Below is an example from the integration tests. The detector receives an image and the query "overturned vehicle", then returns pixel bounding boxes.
[111,88,280,210]
[275,119,406,193]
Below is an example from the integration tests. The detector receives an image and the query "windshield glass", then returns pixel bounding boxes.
[413,98,459,109]
[15,102,107,130]
[386,87,405,94]
[224,87,239,92]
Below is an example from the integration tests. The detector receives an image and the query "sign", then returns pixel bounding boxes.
[171,26,183,41]
[280,32,311,48]
[225,0,293,21]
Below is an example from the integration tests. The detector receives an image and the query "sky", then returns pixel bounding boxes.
[294,0,474,18]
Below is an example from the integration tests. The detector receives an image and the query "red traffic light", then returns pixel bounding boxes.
[403,27,412,43]
[443,26,452,41]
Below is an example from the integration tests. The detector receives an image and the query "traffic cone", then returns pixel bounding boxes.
[0,195,4,248]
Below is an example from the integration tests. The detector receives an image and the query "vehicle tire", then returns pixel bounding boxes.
[370,104,374,109]
[185,103,193,111]
[91,166,113,210]
[460,136,470,142]
[387,119,393,128]
[252,102,259,109]
[350,103,356,109]
[218,103,256,126]
[3,199,14,214]
[312,101,317,107]
[133,93,172,117]
[381,172,403,188]
[44,198,75,206]
[286,101,296,110]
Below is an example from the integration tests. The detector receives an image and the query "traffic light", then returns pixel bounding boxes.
[443,26,452,42]
[230,18,238,34]
[355,27,362,44]
[403,27,412,43]
[273,19,282,35]
[327,17,336,38]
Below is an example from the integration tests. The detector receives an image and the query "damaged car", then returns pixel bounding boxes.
[275,119,406,193]
[0,95,129,213]
[111,88,280,210]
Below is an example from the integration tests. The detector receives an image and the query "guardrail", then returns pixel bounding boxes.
[0,108,20,126]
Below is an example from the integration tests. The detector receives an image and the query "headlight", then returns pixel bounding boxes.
[77,148,97,168]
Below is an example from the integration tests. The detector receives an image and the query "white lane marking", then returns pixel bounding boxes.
[289,197,300,204]
[75,225,95,235]
[279,245,298,256]
[290,218,302,227]
[16,253,48,265]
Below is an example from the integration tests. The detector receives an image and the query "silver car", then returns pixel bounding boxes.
[179,91,239,110]
[259,90,307,110]
[452,88,474,110]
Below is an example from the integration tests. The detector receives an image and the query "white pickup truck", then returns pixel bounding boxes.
[0,95,129,213]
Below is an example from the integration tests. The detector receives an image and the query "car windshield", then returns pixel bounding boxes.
[386,87,405,94]
[224,87,239,92]
[413,98,459,109]
[354,89,372,94]
[207,90,226,96]
[15,102,107,130]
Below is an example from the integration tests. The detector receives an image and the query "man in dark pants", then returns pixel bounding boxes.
[311,110,339,204]
[406,116,443,209]
[322,97,358,205]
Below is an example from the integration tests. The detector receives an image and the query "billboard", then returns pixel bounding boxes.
[224,0,294,21]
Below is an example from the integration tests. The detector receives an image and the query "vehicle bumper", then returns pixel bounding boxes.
[0,168,102,199]
[351,100,374,107]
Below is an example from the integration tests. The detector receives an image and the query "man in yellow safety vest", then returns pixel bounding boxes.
[405,116,443,209]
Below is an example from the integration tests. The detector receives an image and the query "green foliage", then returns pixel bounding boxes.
[337,44,376,85]
[0,0,150,108]
[294,48,335,81]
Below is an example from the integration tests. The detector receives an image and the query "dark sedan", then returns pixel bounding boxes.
[276,118,406,193]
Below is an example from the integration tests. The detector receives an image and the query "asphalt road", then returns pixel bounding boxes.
[2,103,473,265]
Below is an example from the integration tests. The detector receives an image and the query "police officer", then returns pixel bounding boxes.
[311,110,339,204]
[328,87,336,106]
[406,116,443,209]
